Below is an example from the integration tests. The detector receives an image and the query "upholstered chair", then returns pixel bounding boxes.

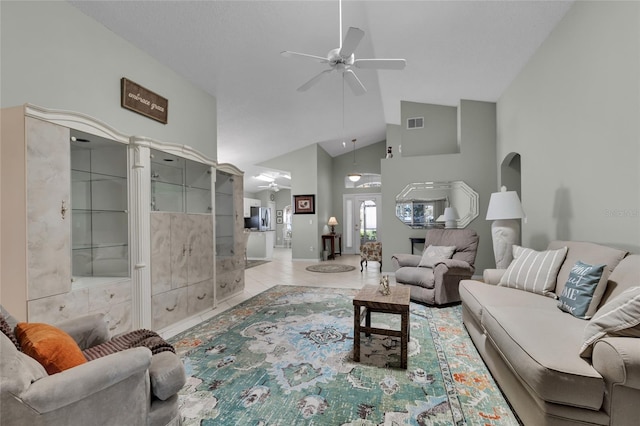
[0,305,185,426]
[360,241,382,272]
[391,229,479,305]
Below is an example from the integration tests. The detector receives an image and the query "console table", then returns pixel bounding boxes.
[322,233,342,260]
[409,237,425,254]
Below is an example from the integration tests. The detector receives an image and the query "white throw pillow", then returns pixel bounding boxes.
[579,286,640,358]
[498,245,568,297]
[418,245,456,268]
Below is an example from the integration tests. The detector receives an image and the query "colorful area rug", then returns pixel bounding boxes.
[305,264,357,273]
[170,286,519,425]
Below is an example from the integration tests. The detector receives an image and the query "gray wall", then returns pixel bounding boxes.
[383,100,498,273]
[400,101,459,157]
[1,1,217,159]
[261,144,331,260]
[497,0,640,253]
[330,141,385,236]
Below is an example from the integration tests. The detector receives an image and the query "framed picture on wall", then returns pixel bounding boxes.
[276,210,283,217]
[276,217,283,224]
[293,194,315,214]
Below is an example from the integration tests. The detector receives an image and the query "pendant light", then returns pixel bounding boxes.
[348,138,361,182]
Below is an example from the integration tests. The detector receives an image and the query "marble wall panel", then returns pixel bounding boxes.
[151,213,172,294]
[188,214,213,284]
[216,269,244,301]
[152,287,188,330]
[187,279,214,316]
[28,288,89,323]
[26,117,71,299]
[170,214,189,288]
[88,279,132,312]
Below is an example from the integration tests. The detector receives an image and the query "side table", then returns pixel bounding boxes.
[322,233,342,260]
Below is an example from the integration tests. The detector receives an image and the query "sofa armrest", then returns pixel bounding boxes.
[391,253,422,269]
[483,269,507,285]
[55,313,110,349]
[592,337,640,390]
[19,347,152,413]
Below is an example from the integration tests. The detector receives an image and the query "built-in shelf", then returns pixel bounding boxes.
[71,132,129,278]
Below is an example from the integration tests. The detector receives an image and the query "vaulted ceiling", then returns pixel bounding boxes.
[70,0,573,192]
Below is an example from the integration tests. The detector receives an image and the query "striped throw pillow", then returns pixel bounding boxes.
[498,245,568,297]
[580,286,640,358]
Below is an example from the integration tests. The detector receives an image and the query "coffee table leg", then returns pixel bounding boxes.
[401,309,408,369]
[365,308,371,337]
[354,305,360,362]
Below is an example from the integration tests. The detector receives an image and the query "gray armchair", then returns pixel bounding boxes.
[0,306,185,426]
[392,228,479,305]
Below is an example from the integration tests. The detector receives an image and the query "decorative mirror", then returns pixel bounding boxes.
[395,181,479,229]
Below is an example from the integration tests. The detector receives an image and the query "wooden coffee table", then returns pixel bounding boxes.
[353,285,411,369]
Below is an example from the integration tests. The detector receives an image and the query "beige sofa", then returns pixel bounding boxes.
[460,241,640,426]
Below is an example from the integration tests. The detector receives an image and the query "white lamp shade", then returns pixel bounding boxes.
[328,216,338,226]
[347,173,361,182]
[486,187,525,220]
[443,207,459,221]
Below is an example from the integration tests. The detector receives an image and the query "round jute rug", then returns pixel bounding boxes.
[305,264,357,273]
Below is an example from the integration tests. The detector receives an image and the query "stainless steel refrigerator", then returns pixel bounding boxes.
[248,206,271,231]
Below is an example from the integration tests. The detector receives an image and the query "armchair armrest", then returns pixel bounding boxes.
[434,258,475,274]
[483,269,507,285]
[592,337,640,390]
[391,253,422,269]
[55,313,110,349]
[19,347,152,413]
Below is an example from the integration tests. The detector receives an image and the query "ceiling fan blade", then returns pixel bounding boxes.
[354,58,406,70]
[339,27,364,58]
[297,69,333,92]
[281,51,329,63]
[344,69,367,96]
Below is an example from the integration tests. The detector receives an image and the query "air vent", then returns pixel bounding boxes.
[407,117,424,129]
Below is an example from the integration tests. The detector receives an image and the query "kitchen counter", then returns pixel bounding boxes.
[246,230,275,260]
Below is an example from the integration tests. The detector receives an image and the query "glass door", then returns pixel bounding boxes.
[342,194,381,254]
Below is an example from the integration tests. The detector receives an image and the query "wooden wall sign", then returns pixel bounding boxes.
[121,78,168,124]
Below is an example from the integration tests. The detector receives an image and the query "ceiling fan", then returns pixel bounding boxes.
[281,0,406,95]
[258,182,291,192]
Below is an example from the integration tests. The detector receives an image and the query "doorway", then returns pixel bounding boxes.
[342,194,382,254]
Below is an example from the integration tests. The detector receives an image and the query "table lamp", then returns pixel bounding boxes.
[443,207,459,229]
[328,217,338,234]
[486,186,525,269]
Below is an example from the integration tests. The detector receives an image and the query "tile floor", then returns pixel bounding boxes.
[161,247,384,339]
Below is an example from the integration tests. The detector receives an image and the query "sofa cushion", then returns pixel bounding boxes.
[15,322,88,374]
[580,286,640,358]
[482,305,604,410]
[418,245,455,268]
[549,241,627,319]
[557,261,606,319]
[459,279,558,325]
[498,245,568,297]
[395,266,434,289]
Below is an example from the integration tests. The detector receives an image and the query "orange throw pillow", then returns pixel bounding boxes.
[16,322,87,374]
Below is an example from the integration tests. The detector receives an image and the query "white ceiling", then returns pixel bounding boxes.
[69,0,573,193]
